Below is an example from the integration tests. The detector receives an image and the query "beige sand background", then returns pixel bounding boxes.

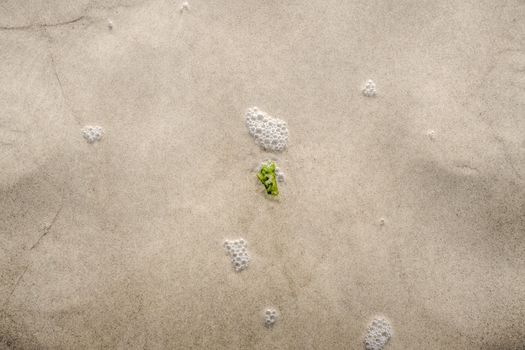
[1,0,524,349]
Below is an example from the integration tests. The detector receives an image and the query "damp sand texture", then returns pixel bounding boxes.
[1,0,525,349]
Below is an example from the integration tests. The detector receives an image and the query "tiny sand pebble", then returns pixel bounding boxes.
[81,125,103,143]
[107,20,113,30]
[180,1,189,12]
[426,129,436,140]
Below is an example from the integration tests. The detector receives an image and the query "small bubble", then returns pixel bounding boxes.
[223,238,249,272]
[364,317,392,350]
[180,1,189,12]
[362,79,377,97]
[81,125,103,143]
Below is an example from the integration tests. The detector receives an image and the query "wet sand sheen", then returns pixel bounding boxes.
[0,0,524,349]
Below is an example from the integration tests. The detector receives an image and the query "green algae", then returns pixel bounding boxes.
[257,161,279,196]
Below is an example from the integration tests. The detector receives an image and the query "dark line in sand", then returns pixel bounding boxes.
[41,28,83,127]
[2,266,29,311]
[0,16,86,31]
[30,201,64,250]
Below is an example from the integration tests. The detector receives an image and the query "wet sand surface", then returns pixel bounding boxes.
[1,1,524,349]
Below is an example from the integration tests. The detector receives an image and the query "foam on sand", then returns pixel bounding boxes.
[263,308,278,327]
[245,107,289,152]
[180,1,189,12]
[362,79,377,97]
[364,317,392,350]
[81,125,103,143]
[426,129,436,141]
[223,239,250,272]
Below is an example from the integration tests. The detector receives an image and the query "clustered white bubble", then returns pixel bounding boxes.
[245,107,288,152]
[81,125,103,143]
[224,239,250,272]
[362,79,377,97]
[275,167,285,183]
[263,308,278,327]
[364,317,393,350]
[180,1,189,12]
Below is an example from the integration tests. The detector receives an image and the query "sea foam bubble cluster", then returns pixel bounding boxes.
[245,107,288,152]
[180,1,189,12]
[81,125,103,143]
[224,238,250,272]
[275,167,285,183]
[362,79,377,97]
[364,317,393,350]
[263,308,278,327]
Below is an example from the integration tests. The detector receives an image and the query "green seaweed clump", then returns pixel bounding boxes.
[257,161,279,196]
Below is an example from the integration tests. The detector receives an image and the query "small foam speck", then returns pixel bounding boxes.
[245,107,289,152]
[81,125,103,143]
[180,1,189,12]
[364,317,392,350]
[362,79,377,97]
[263,308,278,327]
[224,239,250,272]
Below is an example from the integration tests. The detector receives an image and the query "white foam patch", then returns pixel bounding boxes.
[224,239,250,272]
[245,107,289,152]
[180,1,189,12]
[263,308,278,327]
[81,125,103,143]
[364,317,393,350]
[362,79,377,97]
[275,167,285,183]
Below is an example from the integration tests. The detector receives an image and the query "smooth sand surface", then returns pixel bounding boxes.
[1,1,524,349]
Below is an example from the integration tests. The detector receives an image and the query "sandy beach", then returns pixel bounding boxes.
[1,0,524,349]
